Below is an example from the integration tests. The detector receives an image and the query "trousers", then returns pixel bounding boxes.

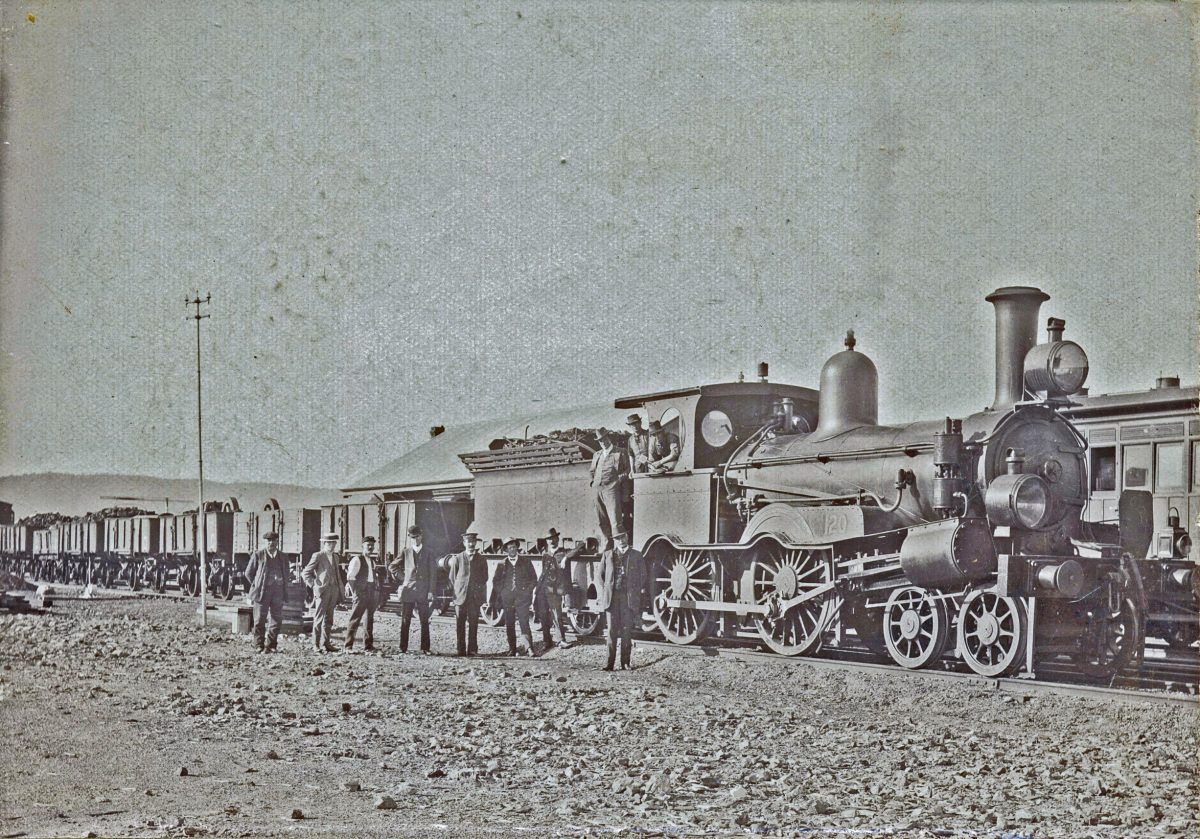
[312,593,336,650]
[540,591,567,645]
[345,584,376,648]
[606,597,634,669]
[252,585,285,649]
[505,603,534,653]
[401,600,432,652]
[455,601,481,656]
[594,484,624,549]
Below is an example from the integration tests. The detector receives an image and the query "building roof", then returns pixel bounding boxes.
[341,402,631,494]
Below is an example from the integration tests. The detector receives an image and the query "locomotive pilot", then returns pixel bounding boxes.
[244,531,289,653]
[391,525,436,654]
[596,531,645,671]
[301,533,343,653]
[343,535,378,652]
[447,529,488,656]
[490,537,538,656]
[589,429,631,550]
[647,420,680,473]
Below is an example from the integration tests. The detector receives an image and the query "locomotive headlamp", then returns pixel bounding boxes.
[985,473,1052,530]
[1176,533,1193,559]
[1023,318,1089,398]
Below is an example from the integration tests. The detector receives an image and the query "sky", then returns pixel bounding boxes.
[0,1,1196,489]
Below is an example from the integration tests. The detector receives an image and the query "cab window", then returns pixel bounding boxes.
[1192,441,1200,491]
[1155,442,1184,492]
[1122,444,1151,489]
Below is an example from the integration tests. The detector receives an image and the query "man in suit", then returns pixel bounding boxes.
[446,528,488,656]
[590,429,631,551]
[490,537,538,656]
[343,535,378,652]
[391,525,436,654]
[535,544,578,650]
[243,531,289,653]
[596,531,646,671]
[626,413,650,474]
[302,532,343,653]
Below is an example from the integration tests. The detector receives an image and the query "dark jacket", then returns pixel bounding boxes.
[491,556,538,610]
[244,548,290,604]
[447,548,488,607]
[595,546,645,612]
[392,545,437,604]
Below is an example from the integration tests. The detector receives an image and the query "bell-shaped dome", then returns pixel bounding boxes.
[815,331,878,437]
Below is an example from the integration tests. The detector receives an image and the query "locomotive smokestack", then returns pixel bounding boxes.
[985,286,1049,410]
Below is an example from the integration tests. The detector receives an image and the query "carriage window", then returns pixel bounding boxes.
[1193,441,1200,490]
[1122,444,1151,489]
[1090,446,1116,492]
[1155,442,1184,491]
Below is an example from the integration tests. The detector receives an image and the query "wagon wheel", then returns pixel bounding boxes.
[214,569,235,600]
[882,586,950,670]
[152,563,167,593]
[649,545,715,645]
[955,587,1027,677]
[128,561,143,592]
[180,566,200,597]
[750,542,833,656]
[1073,592,1143,683]
[567,609,604,636]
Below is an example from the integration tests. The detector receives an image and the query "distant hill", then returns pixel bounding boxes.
[0,473,342,520]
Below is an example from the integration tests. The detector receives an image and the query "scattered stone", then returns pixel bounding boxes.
[289,808,304,820]
[343,781,361,792]
[427,768,445,778]
[341,702,351,713]
[729,784,749,802]
[555,675,567,683]
[375,795,397,810]
[177,766,189,777]
[266,750,281,760]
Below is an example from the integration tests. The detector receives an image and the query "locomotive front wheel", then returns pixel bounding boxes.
[567,609,604,636]
[750,543,833,656]
[883,586,950,670]
[650,546,715,645]
[955,588,1027,678]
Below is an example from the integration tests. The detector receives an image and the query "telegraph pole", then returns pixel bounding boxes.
[186,293,211,625]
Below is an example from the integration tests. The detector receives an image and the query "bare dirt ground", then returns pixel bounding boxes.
[0,598,1196,839]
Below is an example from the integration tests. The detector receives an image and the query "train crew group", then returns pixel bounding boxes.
[244,417,665,670]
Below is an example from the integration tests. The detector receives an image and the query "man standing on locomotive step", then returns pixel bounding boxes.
[590,429,631,551]
[343,535,379,652]
[391,525,436,654]
[446,528,488,656]
[302,532,343,653]
[596,531,645,671]
[626,414,650,474]
[648,419,681,473]
[243,531,289,653]
[490,537,538,656]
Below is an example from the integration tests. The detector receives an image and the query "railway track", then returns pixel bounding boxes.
[15,575,1199,705]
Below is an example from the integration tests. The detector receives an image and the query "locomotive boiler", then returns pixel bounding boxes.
[634,287,1141,680]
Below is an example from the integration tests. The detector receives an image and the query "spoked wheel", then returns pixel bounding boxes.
[480,601,504,627]
[1074,593,1143,683]
[649,544,716,645]
[153,565,168,593]
[956,588,1027,677]
[750,542,833,656]
[883,586,950,670]
[214,570,235,600]
[128,562,142,592]
[180,567,200,597]
[567,609,604,636]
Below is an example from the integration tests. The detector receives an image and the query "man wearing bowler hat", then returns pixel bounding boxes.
[302,533,343,653]
[596,531,646,671]
[392,525,436,654]
[343,535,379,652]
[490,537,538,656]
[243,531,289,653]
[446,528,488,656]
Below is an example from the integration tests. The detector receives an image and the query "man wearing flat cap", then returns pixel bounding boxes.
[490,537,538,656]
[343,535,379,652]
[589,429,631,551]
[243,531,289,653]
[302,532,343,653]
[446,528,488,656]
[391,525,436,654]
[648,420,681,473]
